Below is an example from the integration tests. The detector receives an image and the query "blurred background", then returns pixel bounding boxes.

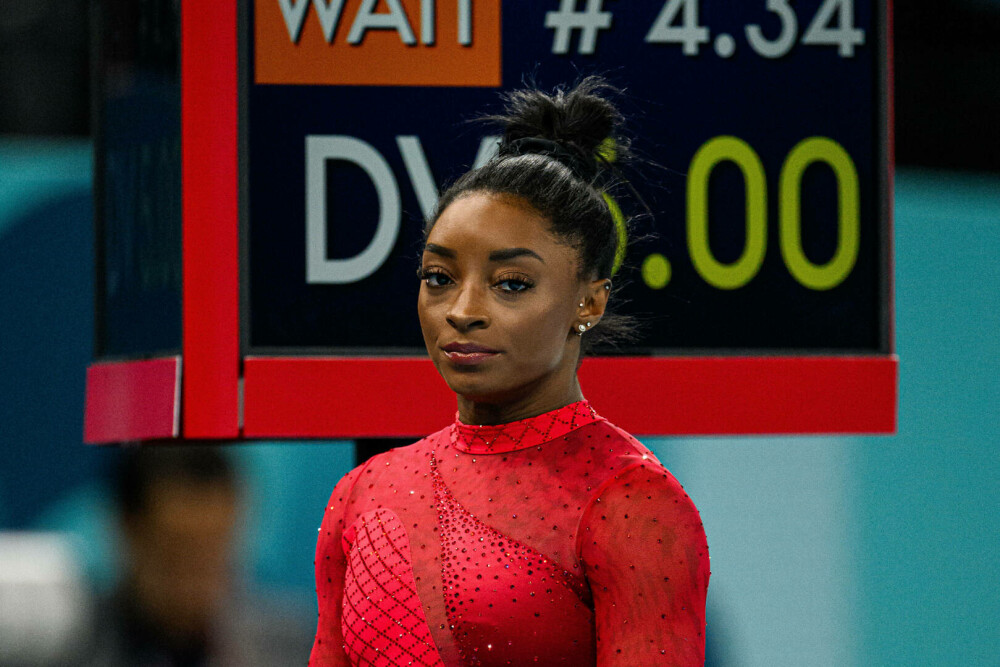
[1,1,998,665]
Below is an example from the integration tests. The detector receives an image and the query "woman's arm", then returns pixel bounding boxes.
[577,462,710,666]
[308,461,371,667]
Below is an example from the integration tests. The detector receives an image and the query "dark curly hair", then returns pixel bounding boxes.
[427,76,638,348]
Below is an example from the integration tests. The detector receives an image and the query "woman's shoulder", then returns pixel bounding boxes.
[572,422,706,562]
[573,415,666,470]
[360,425,450,468]
[569,417,698,524]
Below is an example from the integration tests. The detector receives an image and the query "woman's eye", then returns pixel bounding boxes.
[420,270,452,287]
[496,277,534,293]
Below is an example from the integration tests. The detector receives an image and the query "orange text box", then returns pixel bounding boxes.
[255,0,502,87]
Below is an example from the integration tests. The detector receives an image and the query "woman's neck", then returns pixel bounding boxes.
[456,376,585,426]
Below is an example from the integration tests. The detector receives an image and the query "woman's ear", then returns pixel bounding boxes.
[578,279,611,326]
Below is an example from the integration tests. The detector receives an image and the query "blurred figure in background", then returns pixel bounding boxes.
[75,446,310,666]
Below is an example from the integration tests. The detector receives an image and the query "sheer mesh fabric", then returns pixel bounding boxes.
[310,402,710,666]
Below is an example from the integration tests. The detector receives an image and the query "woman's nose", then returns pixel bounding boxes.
[446,284,490,332]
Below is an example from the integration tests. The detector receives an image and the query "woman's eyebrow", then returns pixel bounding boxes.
[488,247,545,263]
[424,243,456,258]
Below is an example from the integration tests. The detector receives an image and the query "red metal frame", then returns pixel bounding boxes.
[243,356,897,438]
[84,1,898,443]
[181,0,240,438]
[84,358,181,443]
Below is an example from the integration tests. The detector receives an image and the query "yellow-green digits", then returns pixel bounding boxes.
[685,135,860,291]
[687,136,767,290]
[779,137,860,290]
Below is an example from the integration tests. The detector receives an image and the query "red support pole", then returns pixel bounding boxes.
[181,0,240,438]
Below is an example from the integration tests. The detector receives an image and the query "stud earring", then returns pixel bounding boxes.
[578,301,584,308]
[586,322,592,327]
[577,324,586,333]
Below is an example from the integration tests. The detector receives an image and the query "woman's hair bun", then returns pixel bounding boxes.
[431,75,642,350]
[489,76,629,181]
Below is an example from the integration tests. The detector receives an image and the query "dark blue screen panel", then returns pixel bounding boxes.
[94,0,183,358]
[245,0,887,354]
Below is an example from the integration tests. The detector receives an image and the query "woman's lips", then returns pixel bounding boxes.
[441,342,500,365]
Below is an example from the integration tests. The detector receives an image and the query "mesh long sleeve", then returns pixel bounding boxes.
[309,461,371,666]
[578,462,710,666]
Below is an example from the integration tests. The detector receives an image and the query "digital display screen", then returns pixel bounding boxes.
[245,0,889,355]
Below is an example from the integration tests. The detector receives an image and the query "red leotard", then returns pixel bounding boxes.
[310,401,710,666]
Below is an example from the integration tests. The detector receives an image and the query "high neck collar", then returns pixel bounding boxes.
[449,400,601,455]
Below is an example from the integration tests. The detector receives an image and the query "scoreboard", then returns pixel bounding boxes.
[85,0,896,443]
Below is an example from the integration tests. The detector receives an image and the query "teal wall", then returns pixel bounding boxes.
[2,139,997,664]
[856,171,999,665]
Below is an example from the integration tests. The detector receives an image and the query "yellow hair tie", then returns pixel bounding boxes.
[601,192,627,276]
[596,137,624,275]
[597,136,617,164]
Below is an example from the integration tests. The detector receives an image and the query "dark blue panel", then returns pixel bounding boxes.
[95,0,182,358]
[246,0,885,353]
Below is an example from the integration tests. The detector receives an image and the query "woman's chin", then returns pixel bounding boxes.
[438,370,511,404]
[443,376,499,403]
